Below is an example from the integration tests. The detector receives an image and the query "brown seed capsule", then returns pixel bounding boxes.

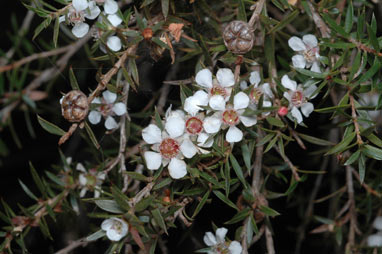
[61,90,89,123]
[223,20,254,55]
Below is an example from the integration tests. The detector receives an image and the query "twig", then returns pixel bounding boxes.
[265,225,275,254]
[120,81,130,193]
[274,145,300,181]
[241,217,250,254]
[352,167,382,198]
[349,92,363,145]
[248,0,266,28]
[345,165,357,252]
[252,132,264,195]
[54,237,88,254]
[128,182,155,208]
[307,1,331,38]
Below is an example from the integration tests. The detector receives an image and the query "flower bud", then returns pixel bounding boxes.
[61,90,89,122]
[142,28,153,40]
[278,106,288,116]
[223,20,254,54]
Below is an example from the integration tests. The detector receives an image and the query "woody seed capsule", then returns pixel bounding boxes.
[61,90,89,122]
[223,20,254,54]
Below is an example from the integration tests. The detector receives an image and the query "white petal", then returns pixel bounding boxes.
[195,69,213,88]
[215,228,228,243]
[300,102,314,117]
[249,71,261,86]
[85,2,100,19]
[88,110,102,124]
[217,68,235,87]
[310,61,321,73]
[209,95,226,111]
[281,75,297,91]
[374,217,382,230]
[72,22,89,38]
[73,0,88,11]
[92,97,101,104]
[203,116,222,134]
[168,158,187,179]
[107,13,122,27]
[262,83,274,98]
[165,115,185,138]
[104,218,128,241]
[228,241,243,254]
[302,34,318,48]
[193,90,209,106]
[104,0,118,14]
[303,84,318,99]
[226,126,243,143]
[239,115,257,127]
[105,116,118,129]
[76,163,86,172]
[368,234,382,247]
[101,218,114,231]
[107,36,122,52]
[203,232,217,246]
[184,96,201,116]
[291,107,303,123]
[292,55,306,69]
[197,133,213,148]
[144,151,162,170]
[103,90,117,104]
[113,102,126,116]
[180,138,198,158]
[283,91,291,102]
[240,80,248,90]
[79,174,87,186]
[80,188,87,197]
[142,124,162,144]
[288,36,306,51]
[233,92,250,110]
[59,15,66,23]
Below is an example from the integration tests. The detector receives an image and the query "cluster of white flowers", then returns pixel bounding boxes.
[203,227,242,254]
[60,0,122,51]
[367,216,382,247]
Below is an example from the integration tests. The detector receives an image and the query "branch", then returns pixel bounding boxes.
[307,1,331,38]
[54,237,88,254]
[349,92,363,145]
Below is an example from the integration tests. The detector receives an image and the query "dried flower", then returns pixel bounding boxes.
[223,20,254,54]
[60,90,89,122]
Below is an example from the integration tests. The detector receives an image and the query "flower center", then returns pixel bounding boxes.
[222,109,239,126]
[185,117,203,135]
[210,85,227,97]
[68,9,85,24]
[250,87,263,103]
[303,47,318,63]
[159,138,180,159]
[112,221,123,234]
[291,90,305,107]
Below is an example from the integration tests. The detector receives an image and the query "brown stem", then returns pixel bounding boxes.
[248,0,266,28]
[345,165,356,251]
[307,1,331,38]
[349,92,363,145]
[54,237,88,254]
[265,225,276,254]
[274,145,300,181]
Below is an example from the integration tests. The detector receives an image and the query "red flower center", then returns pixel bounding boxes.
[250,87,263,103]
[222,109,239,126]
[291,90,304,107]
[159,138,180,159]
[210,85,227,97]
[185,117,203,135]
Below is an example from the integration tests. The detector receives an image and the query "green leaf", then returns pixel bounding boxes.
[259,205,280,217]
[294,68,328,79]
[18,179,38,201]
[298,133,334,146]
[199,171,222,187]
[37,115,66,136]
[125,172,149,182]
[367,24,379,52]
[84,122,100,149]
[152,208,168,234]
[95,200,124,213]
[315,104,350,113]
[154,107,164,130]
[33,17,52,40]
[213,190,239,211]
[152,37,170,50]
[322,13,348,38]
[363,145,382,160]
[69,68,80,90]
[111,186,130,211]
[241,143,251,172]
[349,50,361,81]
[229,154,247,188]
[257,133,275,146]
[53,17,60,48]
[192,190,210,218]
[153,178,172,190]
[264,135,278,153]
[358,153,366,183]
[266,116,285,128]
[225,208,251,224]
[325,132,355,155]
[135,196,154,212]
[29,162,47,198]
[358,57,380,83]
[268,10,299,34]
[237,0,247,22]
[161,0,169,19]
[344,1,354,33]
[129,58,140,85]
[344,149,361,166]
[366,133,382,148]
[87,230,106,241]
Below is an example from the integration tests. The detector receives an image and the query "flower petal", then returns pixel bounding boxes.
[302,34,318,48]
[113,102,126,116]
[283,91,291,102]
[88,110,102,124]
[165,115,185,138]
[105,116,118,130]
[228,241,243,254]
[73,0,88,11]
[249,71,261,86]
[85,1,100,19]
[180,138,198,158]
[203,232,217,246]
[300,102,314,117]
[240,80,248,90]
[101,218,114,231]
[168,158,187,179]
[262,83,274,98]
[102,90,117,104]
[104,218,128,241]
[291,107,303,123]
[195,69,213,88]
[142,124,162,144]
[281,75,297,91]
[209,95,226,111]
[288,36,306,51]
[215,227,228,243]
[292,54,306,69]
[226,126,243,143]
[233,92,249,110]
[144,151,162,170]
[193,90,209,106]
[104,0,118,14]
[72,22,89,38]
[239,115,257,127]
[197,133,213,148]
[107,13,122,27]
[310,61,321,73]
[374,216,382,230]
[368,234,382,247]
[216,68,235,87]
[303,84,318,99]
[203,116,222,134]
[107,36,122,52]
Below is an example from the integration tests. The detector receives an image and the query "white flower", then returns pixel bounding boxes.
[288,34,321,73]
[194,68,235,111]
[184,90,209,116]
[107,36,122,51]
[373,216,382,231]
[203,227,242,254]
[107,13,122,27]
[360,91,381,121]
[367,233,382,247]
[203,92,257,143]
[281,75,317,124]
[77,163,106,198]
[142,115,193,179]
[88,90,126,130]
[101,218,128,241]
[244,71,273,117]
[104,0,119,14]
